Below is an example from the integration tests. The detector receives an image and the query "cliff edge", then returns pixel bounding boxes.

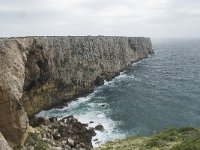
[0,36,153,145]
[96,127,200,150]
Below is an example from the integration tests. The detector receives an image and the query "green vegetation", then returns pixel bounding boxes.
[96,127,200,150]
[14,132,50,150]
[24,132,49,150]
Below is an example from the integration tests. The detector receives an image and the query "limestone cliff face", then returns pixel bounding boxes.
[0,132,12,150]
[0,36,153,145]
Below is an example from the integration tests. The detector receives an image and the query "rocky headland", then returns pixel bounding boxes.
[0,36,153,149]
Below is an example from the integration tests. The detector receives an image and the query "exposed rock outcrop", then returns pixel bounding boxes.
[0,132,12,150]
[24,116,95,150]
[0,36,153,145]
[0,38,30,145]
[95,125,104,132]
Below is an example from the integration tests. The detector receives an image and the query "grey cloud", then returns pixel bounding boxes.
[0,0,200,38]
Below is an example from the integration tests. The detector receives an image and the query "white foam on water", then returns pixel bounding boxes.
[37,100,125,147]
[127,75,142,82]
[102,71,127,87]
[67,92,95,110]
[102,70,142,87]
[71,110,125,147]
[98,103,109,108]
[103,80,111,86]
[36,85,125,147]
[132,60,142,66]
[37,90,98,118]
[36,65,145,147]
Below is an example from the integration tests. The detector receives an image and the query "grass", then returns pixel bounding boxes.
[171,137,200,150]
[96,127,200,150]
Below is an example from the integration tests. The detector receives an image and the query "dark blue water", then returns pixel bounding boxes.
[38,38,200,146]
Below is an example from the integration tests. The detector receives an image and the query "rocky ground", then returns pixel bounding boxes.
[4,116,200,150]
[17,116,98,150]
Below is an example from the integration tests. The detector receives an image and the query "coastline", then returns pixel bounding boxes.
[36,58,149,148]
[0,36,153,147]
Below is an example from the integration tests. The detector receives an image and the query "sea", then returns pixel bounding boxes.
[37,38,200,147]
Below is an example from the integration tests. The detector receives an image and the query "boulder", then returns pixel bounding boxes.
[68,138,75,147]
[94,76,105,86]
[29,117,50,127]
[49,117,58,123]
[95,125,104,132]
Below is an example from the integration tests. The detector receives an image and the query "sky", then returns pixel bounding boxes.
[0,0,200,38]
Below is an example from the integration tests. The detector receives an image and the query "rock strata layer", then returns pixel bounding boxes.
[0,36,153,145]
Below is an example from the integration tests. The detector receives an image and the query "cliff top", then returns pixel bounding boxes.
[0,35,151,40]
[96,127,200,150]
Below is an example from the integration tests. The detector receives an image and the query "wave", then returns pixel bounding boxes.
[98,103,109,108]
[36,60,144,147]
[74,111,125,147]
[37,89,99,118]
[132,60,142,66]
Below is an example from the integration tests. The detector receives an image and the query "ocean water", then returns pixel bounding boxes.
[37,38,200,147]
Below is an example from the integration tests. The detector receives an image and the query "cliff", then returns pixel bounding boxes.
[0,132,12,150]
[0,36,153,145]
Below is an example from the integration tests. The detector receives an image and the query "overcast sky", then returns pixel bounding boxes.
[0,0,200,38]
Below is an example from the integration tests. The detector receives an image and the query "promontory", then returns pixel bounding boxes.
[0,36,153,148]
